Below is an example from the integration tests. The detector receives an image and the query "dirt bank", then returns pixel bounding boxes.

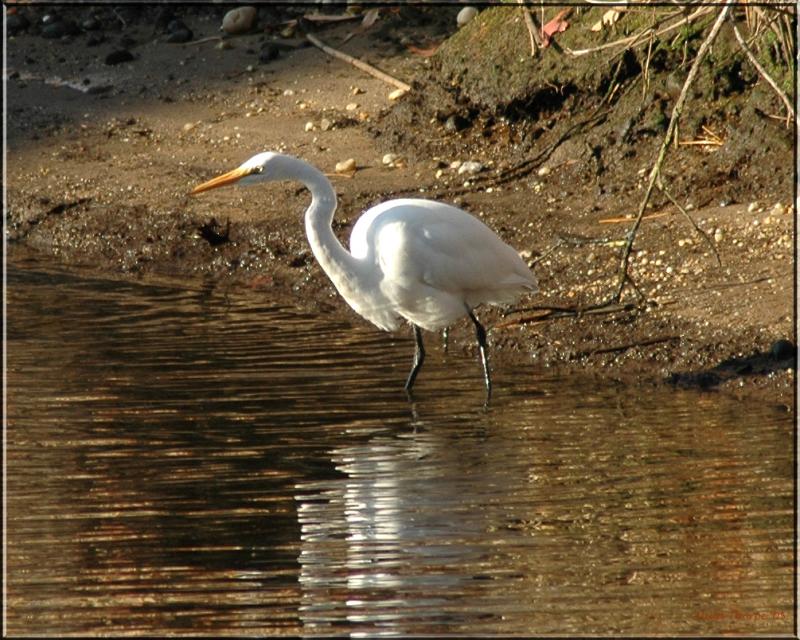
[5,5,796,405]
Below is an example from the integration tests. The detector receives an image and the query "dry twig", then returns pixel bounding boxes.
[729,15,796,125]
[306,32,411,93]
[609,1,733,303]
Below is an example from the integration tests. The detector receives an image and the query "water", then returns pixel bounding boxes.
[5,252,795,636]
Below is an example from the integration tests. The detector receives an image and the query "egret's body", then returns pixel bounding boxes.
[192,152,537,395]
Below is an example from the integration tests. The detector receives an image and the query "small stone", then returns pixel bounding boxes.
[444,114,469,132]
[458,161,483,175]
[747,201,759,213]
[537,165,551,177]
[304,121,315,132]
[449,160,462,170]
[770,339,796,361]
[259,43,279,63]
[770,202,785,216]
[41,21,68,39]
[435,169,444,179]
[182,122,198,132]
[388,88,407,101]
[283,88,295,96]
[7,13,30,35]
[352,87,364,95]
[345,102,359,111]
[713,228,724,243]
[166,29,193,43]
[335,158,356,173]
[221,6,257,34]
[216,40,233,50]
[382,153,399,166]
[105,49,134,66]
[457,6,478,27]
[319,118,333,131]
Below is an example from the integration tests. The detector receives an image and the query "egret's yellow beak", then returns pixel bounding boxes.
[191,166,253,195]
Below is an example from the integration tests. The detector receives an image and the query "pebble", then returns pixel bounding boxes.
[182,121,198,132]
[388,88,407,101]
[352,87,364,95]
[537,165,551,177]
[319,118,333,131]
[747,201,759,213]
[457,161,483,175]
[713,228,724,243]
[7,13,30,35]
[304,121,315,132]
[283,89,295,96]
[444,114,469,132]
[166,28,193,44]
[449,160,462,170]
[770,339,796,361]
[216,40,233,50]
[345,102,359,111]
[105,49,134,66]
[382,153,399,166]
[221,6,257,34]
[335,158,356,173]
[457,6,478,27]
[259,44,280,63]
[41,21,69,39]
[770,202,785,216]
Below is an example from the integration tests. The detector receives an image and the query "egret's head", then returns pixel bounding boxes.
[191,152,284,194]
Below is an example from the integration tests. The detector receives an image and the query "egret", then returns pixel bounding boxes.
[191,152,537,396]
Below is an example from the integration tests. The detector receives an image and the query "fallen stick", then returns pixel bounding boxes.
[609,1,732,303]
[306,32,411,93]
[572,335,680,359]
[729,15,796,125]
[599,211,671,224]
[565,6,713,57]
[518,0,542,55]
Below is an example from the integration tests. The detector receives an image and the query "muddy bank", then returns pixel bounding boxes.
[5,5,796,404]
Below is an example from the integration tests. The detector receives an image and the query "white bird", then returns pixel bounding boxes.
[192,152,537,396]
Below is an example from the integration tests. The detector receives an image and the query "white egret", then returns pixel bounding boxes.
[192,152,537,396]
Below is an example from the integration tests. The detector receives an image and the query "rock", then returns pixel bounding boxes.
[7,13,31,35]
[747,201,759,213]
[221,6,257,34]
[41,21,68,39]
[216,40,233,50]
[335,158,356,173]
[105,49,134,65]
[537,166,551,177]
[770,202,785,216]
[457,6,478,27]
[713,228,723,243]
[345,102,359,111]
[382,153,399,166]
[259,43,279,63]
[81,16,100,31]
[166,28,193,43]
[283,88,295,96]
[320,118,333,131]
[770,339,796,361]
[444,114,469,132]
[388,88,407,101]
[304,121,315,132]
[352,87,364,95]
[458,161,483,175]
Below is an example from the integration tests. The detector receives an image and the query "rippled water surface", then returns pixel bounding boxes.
[6,254,795,636]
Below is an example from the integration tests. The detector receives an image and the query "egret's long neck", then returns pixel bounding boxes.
[286,157,365,294]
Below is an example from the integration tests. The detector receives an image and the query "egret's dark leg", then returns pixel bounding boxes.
[467,309,492,398]
[405,325,426,392]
